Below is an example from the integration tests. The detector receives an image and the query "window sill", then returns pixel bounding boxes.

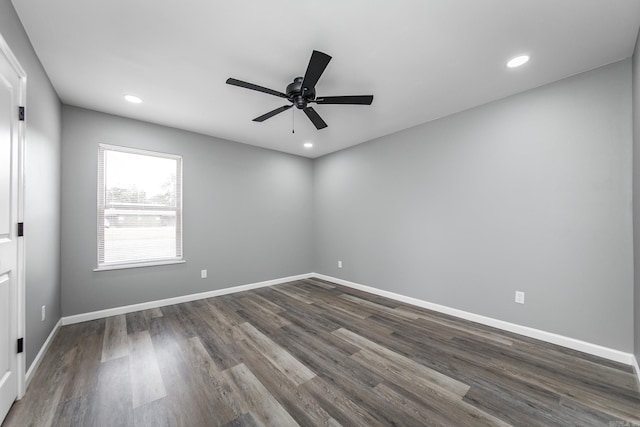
[94,259,186,272]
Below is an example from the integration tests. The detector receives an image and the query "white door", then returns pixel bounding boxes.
[0,39,23,423]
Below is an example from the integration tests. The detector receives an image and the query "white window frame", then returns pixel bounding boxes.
[95,143,184,271]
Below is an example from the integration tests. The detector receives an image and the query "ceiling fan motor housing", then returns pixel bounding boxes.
[287,77,316,109]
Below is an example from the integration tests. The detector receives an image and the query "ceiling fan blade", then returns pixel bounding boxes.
[226,78,287,98]
[253,105,293,122]
[314,95,374,105]
[301,50,332,92]
[303,107,328,129]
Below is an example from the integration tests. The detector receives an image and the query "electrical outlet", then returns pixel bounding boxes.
[338,260,342,268]
[201,269,207,279]
[41,305,46,322]
[515,291,525,304]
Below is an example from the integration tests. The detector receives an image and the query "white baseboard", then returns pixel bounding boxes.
[62,273,313,326]
[25,318,62,390]
[313,273,636,366]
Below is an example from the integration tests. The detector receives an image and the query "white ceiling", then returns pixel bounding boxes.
[11,0,640,158]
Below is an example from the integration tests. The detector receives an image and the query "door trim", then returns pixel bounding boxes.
[0,31,27,399]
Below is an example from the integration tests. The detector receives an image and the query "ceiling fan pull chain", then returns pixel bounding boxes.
[292,107,295,133]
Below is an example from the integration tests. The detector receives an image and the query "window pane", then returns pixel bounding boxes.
[99,145,182,266]
[104,225,176,263]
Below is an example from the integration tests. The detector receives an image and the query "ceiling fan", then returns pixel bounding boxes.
[226,50,373,130]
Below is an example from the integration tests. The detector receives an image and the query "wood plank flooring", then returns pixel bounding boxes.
[4,277,639,426]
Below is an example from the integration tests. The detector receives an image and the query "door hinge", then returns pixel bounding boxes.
[18,106,25,121]
[17,338,23,354]
[17,222,24,237]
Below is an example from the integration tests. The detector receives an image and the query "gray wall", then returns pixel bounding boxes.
[633,29,640,367]
[314,60,634,352]
[61,106,313,316]
[0,0,62,368]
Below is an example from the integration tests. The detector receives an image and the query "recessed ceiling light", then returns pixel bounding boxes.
[124,95,142,104]
[304,142,313,148]
[507,55,530,68]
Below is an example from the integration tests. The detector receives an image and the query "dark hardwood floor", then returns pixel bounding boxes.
[4,277,640,426]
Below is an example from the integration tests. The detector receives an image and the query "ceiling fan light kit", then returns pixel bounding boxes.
[226,50,374,130]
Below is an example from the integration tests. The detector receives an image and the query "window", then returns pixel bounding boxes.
[97,144,183,270]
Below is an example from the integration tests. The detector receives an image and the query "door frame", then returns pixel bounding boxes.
[0,31,27,399]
